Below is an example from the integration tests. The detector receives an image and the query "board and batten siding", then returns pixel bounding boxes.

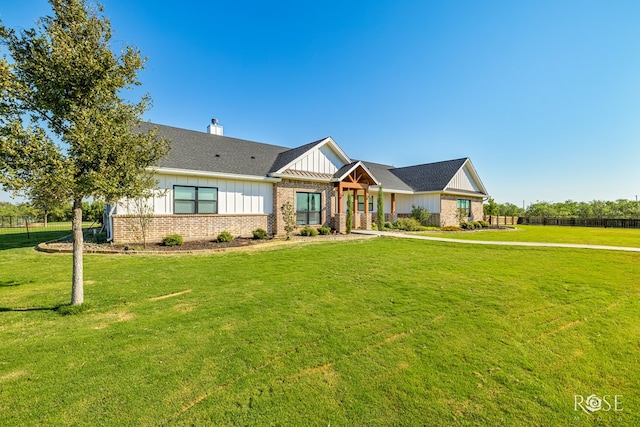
[340,192,441,214]
[448,165,480,192]
[289,145,345,174]
[394,193,441,214]
[116,173,273,215]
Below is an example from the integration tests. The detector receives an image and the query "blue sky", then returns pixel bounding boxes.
[2,0,640,205]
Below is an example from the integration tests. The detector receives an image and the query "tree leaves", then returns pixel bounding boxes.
[0,0,169,203]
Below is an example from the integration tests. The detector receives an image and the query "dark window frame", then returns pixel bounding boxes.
[296,192,322,225]
[457,199,471,218]
[174,185,218,214]
[357,195,374,212]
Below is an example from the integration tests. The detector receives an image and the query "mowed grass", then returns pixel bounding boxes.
[425,224,640,248]
[0,222,94,250]
[0,237,638,425]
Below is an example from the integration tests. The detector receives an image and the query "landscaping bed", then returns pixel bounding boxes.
[37,233,374,254]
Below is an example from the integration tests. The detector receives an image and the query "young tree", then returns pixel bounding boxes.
[376,187,385,231]
[0,0,169,305]
[280,201,296,239]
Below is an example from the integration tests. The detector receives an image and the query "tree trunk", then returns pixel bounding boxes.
[71,197,84,305]
[44,211,49,227]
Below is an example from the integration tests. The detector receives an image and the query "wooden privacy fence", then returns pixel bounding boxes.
[486,215,519,226]
[518,217,640,229]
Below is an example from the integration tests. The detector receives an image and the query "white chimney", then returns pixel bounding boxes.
[207,118,223,136]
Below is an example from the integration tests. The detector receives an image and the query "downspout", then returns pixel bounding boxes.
[105,204,116,242]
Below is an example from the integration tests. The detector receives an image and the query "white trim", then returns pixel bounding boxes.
[270,173,332,183]
[442,190,488,198]
[331,161,380,186]
[370,187,487,197]
[149,167,282,183]
[369,186,430,195]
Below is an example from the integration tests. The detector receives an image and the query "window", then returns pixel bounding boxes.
[357,195,374,212]
[296,192,321,225]
[457,199,471,218]
[174,185,218,214]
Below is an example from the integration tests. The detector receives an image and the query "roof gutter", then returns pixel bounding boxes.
[149,167,282,183]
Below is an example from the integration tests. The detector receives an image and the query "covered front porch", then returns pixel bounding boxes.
[332,162,384,233]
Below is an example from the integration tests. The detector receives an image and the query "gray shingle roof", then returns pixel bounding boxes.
[147,123,483,194]
[146,123,289,176]
[360,161,415,192]
[389,158,469,192]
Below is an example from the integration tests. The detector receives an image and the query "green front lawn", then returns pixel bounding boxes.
[0,222,95,250]
[425,224,640,247]
[1,237,638,425]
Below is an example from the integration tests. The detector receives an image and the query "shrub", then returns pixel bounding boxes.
[393,217,423,231]
[162,234,183,246]
[460,221,476,230]
[300,226,318,237]
[477,220,490,228]
[411,205,431,225]
[318,226,331,235]
[384,221,393,229]
[346,193,353,234]
[252,228,268,240]
[376,188,385,231]
[441,225,461,231]
[216,231,234,243]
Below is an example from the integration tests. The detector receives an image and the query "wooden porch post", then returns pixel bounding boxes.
[391,193,396,214]
[352,189,358,213]
[364,187,369,214]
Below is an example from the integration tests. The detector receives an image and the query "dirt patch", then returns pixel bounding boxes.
[150,290,192,301]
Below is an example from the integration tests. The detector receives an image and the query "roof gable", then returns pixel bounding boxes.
[271,137,351,177]
[332,161,379,185]
[445,159,488,195]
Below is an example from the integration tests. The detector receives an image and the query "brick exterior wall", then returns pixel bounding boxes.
[333,213,347,234]
[112,213,272,243]
[470,198,484,223]
[273,179,335,236]
[440,195,484,226]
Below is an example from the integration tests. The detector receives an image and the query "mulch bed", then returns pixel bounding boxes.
[112,238,257,252]
[37,233,374,254]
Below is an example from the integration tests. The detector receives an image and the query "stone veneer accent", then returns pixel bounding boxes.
[359,213,372,230]
[112,213,272,243]
[440,195,484,226]
[273,179,335,236]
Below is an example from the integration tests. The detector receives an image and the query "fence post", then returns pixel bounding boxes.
[23,216,30,239]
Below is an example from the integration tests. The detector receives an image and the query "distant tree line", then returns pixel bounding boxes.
[0,200,105,223]
[484,198,640,219]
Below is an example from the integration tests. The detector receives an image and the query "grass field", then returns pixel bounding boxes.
[424,224,640,248]
[1,229,638,425]
[0,222,94,250]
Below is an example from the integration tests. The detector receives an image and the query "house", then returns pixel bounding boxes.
[106,121,488,242]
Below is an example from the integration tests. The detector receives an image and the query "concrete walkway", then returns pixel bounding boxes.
[352,230,640,253]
